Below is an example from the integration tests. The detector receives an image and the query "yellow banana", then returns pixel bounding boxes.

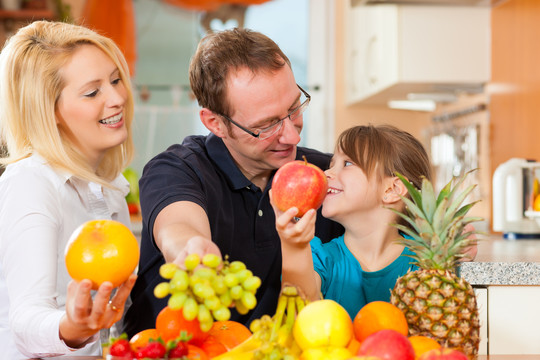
[214,285,307,360]
[276,324,294,348]
[212,349,255,360]
[271,290,288,338]
[211,335,261,360]
[295,294,306,312]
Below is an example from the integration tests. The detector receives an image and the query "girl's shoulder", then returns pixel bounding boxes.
[310,234,347,260]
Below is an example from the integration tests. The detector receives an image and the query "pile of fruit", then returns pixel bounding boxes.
[105,294,470,360]
[104,254,260,360]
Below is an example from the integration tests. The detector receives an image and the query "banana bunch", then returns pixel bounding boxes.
[212,285,307,360]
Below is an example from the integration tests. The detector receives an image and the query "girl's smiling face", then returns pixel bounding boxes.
[55,44,128,169]
[322,147,384,223]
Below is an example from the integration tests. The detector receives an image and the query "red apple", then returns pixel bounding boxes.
[271,157,328,217]
[418,347,468,360]
[357,329,415,360]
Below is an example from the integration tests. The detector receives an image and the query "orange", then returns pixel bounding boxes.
[409,335,441,360]
[348,336,362,355]
[187,344,210,360]
[199,335,227,357]
[129,328,159,352]
[293,299,354,350]
[353,301,408,342]
[156,305,209,345]
[64,219,139,290]
[207,320,251,350]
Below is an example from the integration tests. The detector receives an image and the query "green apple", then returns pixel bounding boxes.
[123,167,139,205]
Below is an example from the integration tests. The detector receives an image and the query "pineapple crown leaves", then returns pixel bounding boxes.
[388,169,483,269]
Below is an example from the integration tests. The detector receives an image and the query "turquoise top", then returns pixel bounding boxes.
[311,234,418,319]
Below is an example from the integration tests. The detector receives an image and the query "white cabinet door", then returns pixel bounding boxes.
[488,286,540,354]
[346,4,398,104]
[345,4,490,105]
[474,287,488,356]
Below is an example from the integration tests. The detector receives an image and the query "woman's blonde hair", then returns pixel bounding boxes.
[0,21,134,185]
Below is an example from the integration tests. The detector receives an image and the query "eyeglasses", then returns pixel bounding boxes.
[219,84,311,140]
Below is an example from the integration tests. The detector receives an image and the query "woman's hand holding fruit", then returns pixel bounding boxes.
[60,275,137,348]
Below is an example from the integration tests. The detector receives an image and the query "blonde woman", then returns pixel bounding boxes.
[0,21,136,359]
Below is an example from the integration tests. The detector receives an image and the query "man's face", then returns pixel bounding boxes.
[220,65,305,181]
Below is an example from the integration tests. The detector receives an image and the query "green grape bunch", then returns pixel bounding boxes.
[153,253,262,332]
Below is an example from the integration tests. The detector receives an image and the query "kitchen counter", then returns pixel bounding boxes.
[457,236,540,355]
[460,236,540,285]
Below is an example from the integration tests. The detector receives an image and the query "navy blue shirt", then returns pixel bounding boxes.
[123,134,344,337]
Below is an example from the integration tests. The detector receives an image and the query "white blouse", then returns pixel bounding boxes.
[0,154,130,359]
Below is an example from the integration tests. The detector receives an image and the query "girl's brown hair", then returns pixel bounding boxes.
[337,124,432,196]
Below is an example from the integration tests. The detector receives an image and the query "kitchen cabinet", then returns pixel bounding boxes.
[475,287,488,355]
[460,238,540,355]
[344,3,491,105]
[489,0,540,188]
[487,286,540,354]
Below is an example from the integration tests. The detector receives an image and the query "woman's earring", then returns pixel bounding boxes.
[383,196,387,200]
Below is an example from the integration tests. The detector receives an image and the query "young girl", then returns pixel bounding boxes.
[271,124,432,319]
[0,21,136,358]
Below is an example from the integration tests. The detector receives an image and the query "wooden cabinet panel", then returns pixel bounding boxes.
[490,0,540,173]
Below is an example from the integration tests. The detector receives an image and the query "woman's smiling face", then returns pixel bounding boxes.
[55,44,128,169]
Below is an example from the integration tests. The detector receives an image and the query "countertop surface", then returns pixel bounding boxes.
[460,235,540,285]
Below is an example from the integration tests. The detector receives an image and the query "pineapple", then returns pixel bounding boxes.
[389,171,482,358]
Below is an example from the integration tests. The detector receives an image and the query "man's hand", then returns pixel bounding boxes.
[173,236,222,268]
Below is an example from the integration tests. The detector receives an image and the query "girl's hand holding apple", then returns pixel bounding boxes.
[270,189,317,248]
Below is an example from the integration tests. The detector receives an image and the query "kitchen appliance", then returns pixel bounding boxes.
[492,158,540,239]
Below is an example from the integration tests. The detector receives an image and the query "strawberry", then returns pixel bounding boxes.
[109,336,134,358]
[168,340,189,358]
[135,341,167,359]
[166,332,192,359]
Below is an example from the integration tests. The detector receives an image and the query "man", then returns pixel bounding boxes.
[123,28,344,336]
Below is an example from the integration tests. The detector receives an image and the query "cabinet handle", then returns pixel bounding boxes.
[351,49,358,93]
[366,35,377,86]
